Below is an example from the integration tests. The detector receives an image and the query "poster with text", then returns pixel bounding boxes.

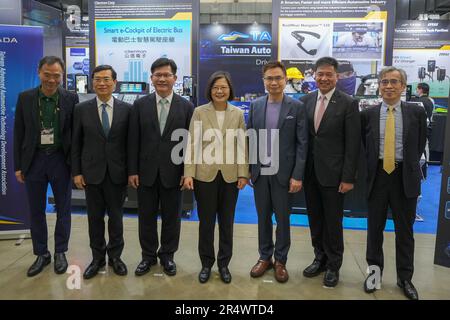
[0,25,43,236]
[393,20,450,98]
[89,0,198,96]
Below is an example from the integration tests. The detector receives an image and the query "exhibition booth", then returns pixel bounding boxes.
[0,0,449,269]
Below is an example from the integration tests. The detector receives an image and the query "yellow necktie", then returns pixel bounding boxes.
[383,105,395,174]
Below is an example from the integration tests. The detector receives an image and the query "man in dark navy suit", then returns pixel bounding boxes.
[300,57,361,287]
[72,65,131,279]
[14,56,79,277]
[128,58,194,276]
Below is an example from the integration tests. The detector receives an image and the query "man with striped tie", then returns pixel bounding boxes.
[72,65,132,279]
[360,67,427,300]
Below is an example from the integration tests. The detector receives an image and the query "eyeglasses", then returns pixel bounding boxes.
[263,76,285,82]
[152,73,174,79]
[212,86,229,92]
[380,79,402,86]
[93,77,113,83]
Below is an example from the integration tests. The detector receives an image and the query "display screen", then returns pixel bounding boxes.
[120,83,143,93]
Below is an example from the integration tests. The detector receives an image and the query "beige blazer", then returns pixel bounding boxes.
[184,102,249,183]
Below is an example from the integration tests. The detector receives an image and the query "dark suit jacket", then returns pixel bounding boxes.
[300,89,361,187]
[360,101,427,198]
[412,95,434,121]
[128,92,194,188]
[247,94,308,187]
[71,97,132,185]
[14,86,79,174]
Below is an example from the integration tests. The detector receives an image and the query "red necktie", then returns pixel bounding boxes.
[315,95,327,132]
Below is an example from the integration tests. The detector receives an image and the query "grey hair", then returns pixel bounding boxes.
[378,66,407,84]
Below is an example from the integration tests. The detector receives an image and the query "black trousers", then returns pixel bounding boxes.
[85,171,126,261]
[137,174,182,263]
[194,172,239,268]
[253,175,292,264]
[304,168,345,271]
[366,162,417,281]
[25,149,72,256]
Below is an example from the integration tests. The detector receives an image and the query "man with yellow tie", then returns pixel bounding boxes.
[360,67,427,300]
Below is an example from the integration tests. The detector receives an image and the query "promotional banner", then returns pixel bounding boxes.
[63,19,89,91]
[89,0,198,97]
[393,20,450,98]
[199,23,271,105]
[0,25,43,237]
[434,95,450,268]
[272,0,396,97]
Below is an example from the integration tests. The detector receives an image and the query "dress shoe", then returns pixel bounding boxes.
[323,269,339,287]
[161,260,177,276]
[397,279,419,300]
[83,260,106,279]
[250,259,273,278]
[274,261,289,283]
[108,258,128,276]
[135,260,157,276]
[219,267,232,284]
[54,253,68,274]
[27,252,51,277]
[303,259,326,278]
[198,267,211,284]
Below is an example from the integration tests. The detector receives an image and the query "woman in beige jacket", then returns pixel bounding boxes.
[183,71,249,284]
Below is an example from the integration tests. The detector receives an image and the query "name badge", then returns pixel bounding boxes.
[41,128,54,145]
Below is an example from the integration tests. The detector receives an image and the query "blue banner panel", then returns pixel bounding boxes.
[199,23,271,105]
[0,25,43,233]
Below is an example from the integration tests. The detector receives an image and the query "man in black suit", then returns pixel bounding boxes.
[14,56,79,277]
[300,57,361,287]
[128,58,194,276]
[72,65,131,279]
[361,67,427,300]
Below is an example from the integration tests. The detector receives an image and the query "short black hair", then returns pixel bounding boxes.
[417,82,429,95]
[314,56,339,72]
[151,57,177,75]
[91,65,117,80]
[205,71,235,102]
[38,56,65,71]
[262,60,286,76]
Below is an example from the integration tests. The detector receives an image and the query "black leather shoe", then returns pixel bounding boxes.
[135,260,157,276]
[83,260,106,279]
[27,252,51,277]
[161,260,177,276]
[397,279,419,300]
[219,267,232,284]
[323,269,339,287]
[198,267,211,284]
[303,259,326,278]
[54,253,68,274]
[108,258,128,276]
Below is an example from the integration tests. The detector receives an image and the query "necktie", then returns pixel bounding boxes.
[315,95,327,132]
[101,103,110,137]
[383,105,395,174]
[159,98,169,134]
